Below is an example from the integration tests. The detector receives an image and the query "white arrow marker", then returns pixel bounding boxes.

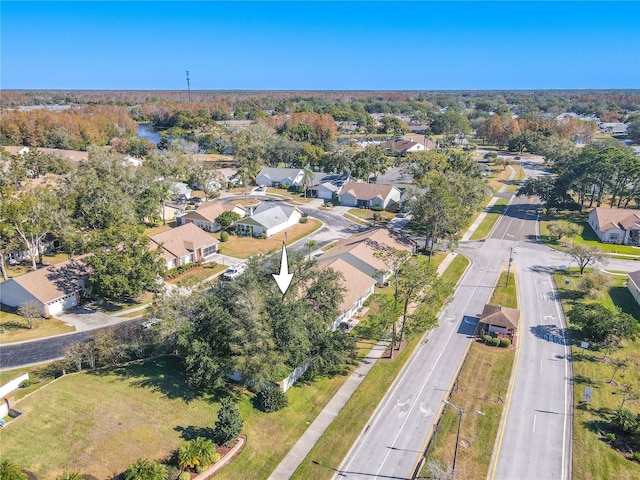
[273,242,294,295]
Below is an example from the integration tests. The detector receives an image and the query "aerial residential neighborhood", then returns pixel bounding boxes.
[1,1,639,480]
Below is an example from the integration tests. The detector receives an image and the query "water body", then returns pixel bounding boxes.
[137,123,162,145]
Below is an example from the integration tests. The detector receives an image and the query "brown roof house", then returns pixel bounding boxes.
[588,207,640,245]
[149,223,219,269]
[479,304,520,336]
[337,182,401,209]
[319,227,414,285]
[176,200,247,232]
[317,257,376,330]
[0,257,89,318]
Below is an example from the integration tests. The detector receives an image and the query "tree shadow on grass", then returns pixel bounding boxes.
[88,356,209,403]
[174,424,216,441]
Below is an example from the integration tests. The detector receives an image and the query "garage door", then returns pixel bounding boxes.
[47,295,77,316]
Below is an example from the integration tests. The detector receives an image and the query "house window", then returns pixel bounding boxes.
[203,244,217,257]
[610,233,619,241]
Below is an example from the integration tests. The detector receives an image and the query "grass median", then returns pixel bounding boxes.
[469,198,509,241]
[291,254,471,479]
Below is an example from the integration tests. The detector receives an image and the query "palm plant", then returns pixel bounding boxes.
[124,459,168,480]
[304,239,318,260]
[178,437,219,471]
[0,460,27,480]
[301,165,314,199]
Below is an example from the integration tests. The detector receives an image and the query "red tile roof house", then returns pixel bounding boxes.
[588,207,640,245]
[0,257,89,318]
[337,182,402,209]
[149,223,219,270]
[176,200,246,232]
[318,228,414,285]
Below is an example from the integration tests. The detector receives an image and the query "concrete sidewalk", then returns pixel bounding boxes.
[269,340,389,480]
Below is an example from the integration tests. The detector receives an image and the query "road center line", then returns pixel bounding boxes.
[532,414,537,433]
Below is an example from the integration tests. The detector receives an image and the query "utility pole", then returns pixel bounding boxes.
[186,70,191,102]
[506,246,513,286]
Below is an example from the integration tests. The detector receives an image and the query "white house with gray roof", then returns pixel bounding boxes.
[255,168,305,187]
[235,203,303,237]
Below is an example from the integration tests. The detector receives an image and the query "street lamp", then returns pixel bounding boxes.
[443,400,485,477]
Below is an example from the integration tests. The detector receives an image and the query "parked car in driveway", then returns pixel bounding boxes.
[222,263,247,280]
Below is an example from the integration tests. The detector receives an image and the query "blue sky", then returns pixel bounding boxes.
[2,1,639,90]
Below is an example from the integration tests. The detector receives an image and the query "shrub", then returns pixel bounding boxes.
[372,206,384,211]
[257,386,289,412]
[499,338,511,348]
[178,472,190,480]
[214,398,244,446]
[325,202,333,208]
[606,432,616,442]
[19,379,32,388]
[633,451,640,462]
[220,231,229,242]
[256,234,266,239]
[204,262,217,269]
[489,337,501,347]
[299,216,308,224]
[483,335,493,344]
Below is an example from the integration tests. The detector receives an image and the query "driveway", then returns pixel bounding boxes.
[55,307,138,332]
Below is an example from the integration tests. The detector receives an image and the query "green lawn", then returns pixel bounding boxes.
[0,305,75,344]
[91,292,154,314]
[346,208,396,224]
[489,272,518,309]
[469,198,509,240]
[291,253,470,479]
[0,357,219,479]
[553,270,640,479]
[0,356,353,480]
[214,219,321,258]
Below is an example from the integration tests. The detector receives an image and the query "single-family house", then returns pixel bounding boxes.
[255,168,305,188]
[235,203,302,238]
[149,223,219,269]
[478,304,520,336]
[160,200,186,223]
[588,207,640,245]
[317,257,376,330]
[337,182,401,209]
[169,182,192,199]
[627,270,640,307]
[176,201,246,232]
[384,139,425,154]
[308,173,354,200]
[599,122,628,136]
[318,228,414,285]
[0,257,89,318]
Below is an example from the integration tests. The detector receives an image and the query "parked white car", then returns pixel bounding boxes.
[222,263,247,280]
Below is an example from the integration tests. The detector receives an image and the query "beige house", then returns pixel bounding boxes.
[588,207,640,245]
[0,257,89,318]
[318,228,414,285]
[149,223,219,269]
[317,257,376,330]
[337,182,401,209]
[176,201,246,232]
